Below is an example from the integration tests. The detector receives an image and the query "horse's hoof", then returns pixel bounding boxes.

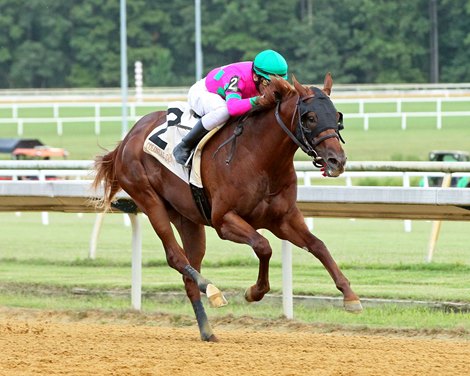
[244,286,267,302]
[244,287,255,303]
[206,284,228,308]
[202,334,219,342]
[344,299,363,313]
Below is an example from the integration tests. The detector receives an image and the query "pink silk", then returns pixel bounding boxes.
[205,61,259,116]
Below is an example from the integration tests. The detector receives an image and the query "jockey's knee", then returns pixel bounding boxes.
[202,107,230,130]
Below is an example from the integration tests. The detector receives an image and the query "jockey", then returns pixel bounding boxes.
[173,49,289,165]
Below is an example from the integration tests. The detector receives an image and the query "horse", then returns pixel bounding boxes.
[92,74,362,342]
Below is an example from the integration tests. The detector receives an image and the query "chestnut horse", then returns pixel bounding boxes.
[92,74,362,341]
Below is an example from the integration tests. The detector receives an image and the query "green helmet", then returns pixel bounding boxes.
[253,49,288,80]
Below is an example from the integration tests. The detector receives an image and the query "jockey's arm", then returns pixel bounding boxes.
[224,75,258,116]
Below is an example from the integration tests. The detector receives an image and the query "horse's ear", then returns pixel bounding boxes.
[323,72,333,96]
[292,75,306,95]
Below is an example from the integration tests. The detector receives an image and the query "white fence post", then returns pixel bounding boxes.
[89,213,105,259]
[135,61,143,103]
[403,172,412,232]
[17,119,23,136]
[129,213,142,310]
[282,240,293,319]
[436,98,442,130]
[39,171,49,225]
[94,104,101,135]
[358,99,364,114]
[57,119,63,136]
[53,103,59,118]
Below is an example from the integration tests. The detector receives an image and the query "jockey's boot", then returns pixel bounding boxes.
[173,119,209,165]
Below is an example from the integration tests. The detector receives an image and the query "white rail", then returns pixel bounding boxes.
[1,96,470,135]
[2,110,469,135]
[345,111,470,130]
[1,160,469,172]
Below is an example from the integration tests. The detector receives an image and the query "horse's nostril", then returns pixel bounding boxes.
[328,158,339,167]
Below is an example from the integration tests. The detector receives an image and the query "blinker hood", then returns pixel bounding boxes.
[300,87,340,131]
[297,86,345,145]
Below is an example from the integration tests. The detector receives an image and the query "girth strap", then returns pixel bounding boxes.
[189,183,212,226]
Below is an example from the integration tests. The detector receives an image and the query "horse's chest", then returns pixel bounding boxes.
[243,187,293,220]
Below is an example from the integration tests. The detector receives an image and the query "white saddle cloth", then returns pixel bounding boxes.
[143,101,221,188]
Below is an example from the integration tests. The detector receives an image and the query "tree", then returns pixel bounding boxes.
[0,0,71,87]
[439,0,470,82]
[1,0,470,88]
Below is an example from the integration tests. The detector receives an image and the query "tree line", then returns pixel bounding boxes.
[0,0,469,88]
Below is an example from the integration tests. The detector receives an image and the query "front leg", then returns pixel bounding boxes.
[271,208,362,312]
[215,211,272,302]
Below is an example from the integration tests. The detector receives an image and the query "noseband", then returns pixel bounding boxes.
[274,89,345,168]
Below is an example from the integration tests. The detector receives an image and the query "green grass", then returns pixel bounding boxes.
[0,207,469,334]
[0,213,468,302]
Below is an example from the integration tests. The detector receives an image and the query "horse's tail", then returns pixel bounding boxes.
[91,145,122,211]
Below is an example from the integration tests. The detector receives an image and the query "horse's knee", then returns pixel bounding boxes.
[165,247,184,270]
[252,236,272,260]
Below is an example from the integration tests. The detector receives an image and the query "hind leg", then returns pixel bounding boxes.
[119,170,219,295]
[172,214,218,342]
[120,176,228,340]
[132,190,228,337]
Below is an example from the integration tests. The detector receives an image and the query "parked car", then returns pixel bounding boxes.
[0,138,68,180]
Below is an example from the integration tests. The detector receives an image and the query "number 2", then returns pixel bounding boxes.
[227,76,239,92]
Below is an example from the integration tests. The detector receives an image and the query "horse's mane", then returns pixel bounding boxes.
[249,77,309,116]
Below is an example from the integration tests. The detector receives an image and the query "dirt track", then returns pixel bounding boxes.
[0,308,469,376]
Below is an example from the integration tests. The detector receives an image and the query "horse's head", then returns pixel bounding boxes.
[291,74,346,177]
[254,74,346,176]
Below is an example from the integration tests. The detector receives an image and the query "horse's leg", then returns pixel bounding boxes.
[120,173,224,306]
[271,209,362,312]
[171,214,218,342]
[216,211,272,302]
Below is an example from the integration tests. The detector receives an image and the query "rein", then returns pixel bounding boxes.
[212,115,246,164]
[214,89,344,168]
[275,96,325,168]
[274,98,316,156]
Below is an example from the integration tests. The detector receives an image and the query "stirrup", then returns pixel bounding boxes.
[173,143,193,165]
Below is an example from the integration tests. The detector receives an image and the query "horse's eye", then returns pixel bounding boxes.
[302,113,317,131]
[306,113,317,124]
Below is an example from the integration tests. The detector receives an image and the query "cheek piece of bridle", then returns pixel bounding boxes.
[274,86,345,168]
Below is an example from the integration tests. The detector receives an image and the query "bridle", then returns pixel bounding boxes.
[274,87,345,168]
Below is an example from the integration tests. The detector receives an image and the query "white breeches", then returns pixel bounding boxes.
[187,78,230,131]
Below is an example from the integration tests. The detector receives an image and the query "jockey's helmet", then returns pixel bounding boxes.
[253,50,288,80]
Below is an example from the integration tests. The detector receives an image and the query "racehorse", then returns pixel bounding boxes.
[92,74,362,342]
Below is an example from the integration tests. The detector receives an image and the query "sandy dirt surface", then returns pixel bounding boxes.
[0,307,469,376]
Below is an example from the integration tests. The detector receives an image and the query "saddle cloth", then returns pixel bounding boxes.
[143,102,221,188]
